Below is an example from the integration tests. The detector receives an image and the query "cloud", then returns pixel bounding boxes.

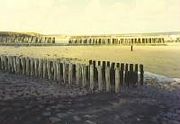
[0,0,180,34]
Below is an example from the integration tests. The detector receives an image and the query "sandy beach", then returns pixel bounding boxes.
[0,71,180,124]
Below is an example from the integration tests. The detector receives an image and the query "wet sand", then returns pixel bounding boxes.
[0,71,180,124]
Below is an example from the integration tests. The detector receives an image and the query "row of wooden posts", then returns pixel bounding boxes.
[0,36,55,44]
[0,55,144,93]
[69,37,165,45]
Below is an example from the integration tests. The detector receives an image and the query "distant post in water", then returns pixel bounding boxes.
[131,45,133,51]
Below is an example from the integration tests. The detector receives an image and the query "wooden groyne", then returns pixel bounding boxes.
[0,55,144,93]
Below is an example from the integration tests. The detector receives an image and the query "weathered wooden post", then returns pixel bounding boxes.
[47,60,51,80]
[125,64,129,87]
[115,63,120,93]
[56,61,61,82]
[13,56,17,74]
[3,56,6,71]
[1,55,4,70]
[72,64,76,80]
[129,64,133,86]
[42,59,47,79]
[25,57,30,76]
[110,62,115,88]
[68,63,73,85]
[7,56,10,72]
[21,57,26,75]
[50,60,54,80]
[38,58,43,78]
[97,61,103,91]
[63,62,67,83]
[53,60,57,81]
[7,56,12,73]
[120,63,124,86]
[60,62,63,82]
[88,60,92,81]
[10,56,14,72]
[0,55,3,70]
[102,61,106,82]
[4,56,8,71]
[30,58,34,76]
[16,57,20,74]
[0,56,2,70]
[135,64,138,86]
[52,37,55,43]
[93,60,98,83]
[105,61,111,92]
[19,57,23,74]
[34,58,38,77]
[82,64,87,87]
[8,56,12,73]
[131,45,133,51]
[76,63,80,85]
[89,63,94,91]
[140,64,144,85]
[2,56,5,71]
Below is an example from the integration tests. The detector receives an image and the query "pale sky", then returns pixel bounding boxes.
[0,0,180,34]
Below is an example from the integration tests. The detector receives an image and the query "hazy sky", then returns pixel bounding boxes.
[1,0,180,34]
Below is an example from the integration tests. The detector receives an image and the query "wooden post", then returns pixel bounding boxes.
[47,60,51,80]
[102,61,106,82]
[129,64,133,86]
[16,57,20,74]
[97,61,103,91]
[68,63,73,85]
[59,62,63,82]
[110,62,115,88]
[1,55,4,71]
[21,57,26,75]
[56,61,61,82]
[76,64,80,85]
[50,61,54,80]
[53,60,57,81]
[13,56,16,74]
[125,64,129,87]
[89,64,94,91]
[19,57,23,74]
[82,64,87,87]
[42,59,47,79]
[30,58,34,76]
[34,58,38,77]
[105,62,111,92]
[38,58,43,78]
[120,63,124,87]
[25,57,30,76]
[3,56,6,71]
[89,60,93,65]
[135,64,138,86]
[131,45,133,51]
[115,64,120,93]
[72,64,76,80]
[63,62,66,83]
[7,56,11,72]
[2,56,5,71]
[93,60,98,82]
[9,56,14,73]
[0,56,1,71]
[140,64,144,85]
[0,56,3,70]
[4,56,8,71]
